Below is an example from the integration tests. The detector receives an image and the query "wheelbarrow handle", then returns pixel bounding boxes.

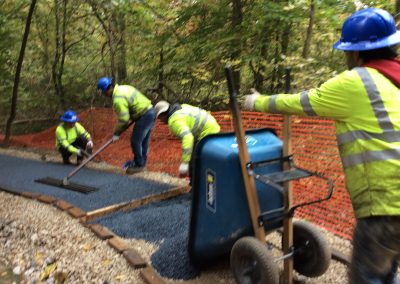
[225,66,237,101]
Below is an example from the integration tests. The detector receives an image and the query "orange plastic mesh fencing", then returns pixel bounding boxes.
[153,111,355,240]
[5,108,354,240]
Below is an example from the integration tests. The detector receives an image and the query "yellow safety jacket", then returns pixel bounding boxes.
[254,67,400,218]
[55,122,91,154]
[168,104,221,163]
[112,84,152,135]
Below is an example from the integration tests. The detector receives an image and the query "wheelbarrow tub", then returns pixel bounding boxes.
[188,128,284,266]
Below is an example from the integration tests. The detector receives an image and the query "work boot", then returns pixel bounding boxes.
[63,158,71,165]
[126,166,146,175]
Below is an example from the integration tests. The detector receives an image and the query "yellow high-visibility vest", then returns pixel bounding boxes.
[168,104,220,163]
[255,67,400,218]
[112,84,152,134]
[55,122,91,154]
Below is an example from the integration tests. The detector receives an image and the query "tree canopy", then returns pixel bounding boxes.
[1,0,398,136]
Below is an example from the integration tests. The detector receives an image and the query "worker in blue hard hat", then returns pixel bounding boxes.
[97,77,155,174]
[56,110,93,165]
[242,8,400,284]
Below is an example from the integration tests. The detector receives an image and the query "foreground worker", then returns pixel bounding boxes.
[97,77,155,174]
[56,110,93,165]
[243,8,400,284]
[154,101,220,178]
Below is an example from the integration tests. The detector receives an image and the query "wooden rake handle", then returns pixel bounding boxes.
[65,120,135,181]
[225,66,266,242]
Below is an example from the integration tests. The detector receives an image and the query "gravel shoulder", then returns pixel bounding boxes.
[0,146,353,283]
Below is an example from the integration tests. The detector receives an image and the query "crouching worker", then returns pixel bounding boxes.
[154,101,220,179]
[56,110,93,165]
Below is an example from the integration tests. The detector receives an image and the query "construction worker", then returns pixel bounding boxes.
[56,110,93,165]
[242,8,400,284]
[154,101,220,178]
[97,77,155,174]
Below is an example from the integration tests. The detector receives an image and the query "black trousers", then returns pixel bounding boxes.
[58,137,89,164]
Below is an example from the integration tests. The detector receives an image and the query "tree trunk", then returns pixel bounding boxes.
[89,1,117,79]
[116,12,127,82]
[302,0,315,58]
[2,0,37,147]
[396,0,400,22]
[231,0,243,92]
[158,48,164,98]
[52,0,66,110]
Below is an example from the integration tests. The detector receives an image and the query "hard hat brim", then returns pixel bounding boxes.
[60,117,78,123]
[155,106,169,118]
[333,30,400,51]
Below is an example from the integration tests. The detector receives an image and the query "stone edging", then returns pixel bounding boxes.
[0,186,166,284]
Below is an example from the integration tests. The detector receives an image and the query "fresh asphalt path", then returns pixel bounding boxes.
[0,154,174,211]
[96,193,200,280]
[0,153,204,280]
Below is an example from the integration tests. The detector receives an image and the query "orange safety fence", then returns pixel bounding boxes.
[3,108,354,240]
[142,110,354,240]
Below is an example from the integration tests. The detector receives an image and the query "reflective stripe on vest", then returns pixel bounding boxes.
[339,67,400,168]
[269,93,298,114]
[177,108,209,137]
[114,91,137,116]
[300,91,317,116]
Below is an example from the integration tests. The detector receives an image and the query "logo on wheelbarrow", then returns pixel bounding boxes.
[206,170,217,213]
[231,135,257,148]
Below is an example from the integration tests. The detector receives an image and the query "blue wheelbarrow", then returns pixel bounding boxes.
[188,67,334,283]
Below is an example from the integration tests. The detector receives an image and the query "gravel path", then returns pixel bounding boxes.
[0,147,354,283]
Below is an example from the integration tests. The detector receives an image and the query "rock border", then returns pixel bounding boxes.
[0,185,166,284]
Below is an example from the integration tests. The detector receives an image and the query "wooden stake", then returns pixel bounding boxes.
[282,68,293,284]
[85,185,190,222]
[225,66,266,242]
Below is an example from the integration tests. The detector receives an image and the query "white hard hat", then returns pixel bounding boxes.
[155,100,170,118]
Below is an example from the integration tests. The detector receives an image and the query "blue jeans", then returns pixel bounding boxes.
[350,216,400,284]
[130,108,155,167]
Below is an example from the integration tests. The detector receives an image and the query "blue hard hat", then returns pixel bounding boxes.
[60,110,78,123]
[97,77,113,95]
[333,8,400,51]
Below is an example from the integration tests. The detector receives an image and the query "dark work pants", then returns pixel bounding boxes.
[58,137,88,164]
[350,216,400,284]
[130,108,155,167]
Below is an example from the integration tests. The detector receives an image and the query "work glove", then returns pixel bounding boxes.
[112,135,120,142]
[77,149,90,158]
[178,163,189,177]
[86,140,93,149]
[77,149,84,157]
[241,88,260,111]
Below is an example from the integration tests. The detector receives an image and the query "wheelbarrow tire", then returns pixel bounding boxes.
[293,221,331,277]
[230,236,279,284]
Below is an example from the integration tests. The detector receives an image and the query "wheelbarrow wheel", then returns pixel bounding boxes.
[293,221,331,277]
[230,236,279,284]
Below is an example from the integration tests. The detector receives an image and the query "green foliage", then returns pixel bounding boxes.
[1,0,397,130]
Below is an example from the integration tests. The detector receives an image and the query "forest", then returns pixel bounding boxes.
[1,0,399,142]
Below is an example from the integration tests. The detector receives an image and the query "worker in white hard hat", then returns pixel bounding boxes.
[154,100,220,178]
